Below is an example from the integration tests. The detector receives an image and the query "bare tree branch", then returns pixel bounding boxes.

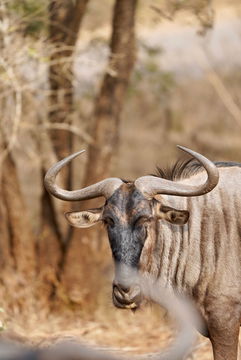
[198,48,241,129]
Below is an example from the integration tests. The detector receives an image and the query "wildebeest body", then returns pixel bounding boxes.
[44,148,241,360]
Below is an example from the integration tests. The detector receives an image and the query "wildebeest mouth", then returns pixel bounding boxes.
[112,283,142,310]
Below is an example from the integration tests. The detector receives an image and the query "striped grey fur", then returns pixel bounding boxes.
[140,166,241,360]
[141,166,241,294]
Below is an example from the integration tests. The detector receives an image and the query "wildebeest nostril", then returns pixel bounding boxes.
[113,285,129,301]
[112,283,142,308]
[113,283,129,294]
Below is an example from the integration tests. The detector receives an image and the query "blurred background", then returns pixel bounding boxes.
[0,0,240,359]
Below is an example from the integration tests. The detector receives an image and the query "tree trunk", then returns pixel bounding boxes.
[0,132,37,313]
[48,0,89,166]
[35,0,90,307]
[0,5,37,314]
[44,0,89,239]
[85,0,138,185]
[61,0,138,306]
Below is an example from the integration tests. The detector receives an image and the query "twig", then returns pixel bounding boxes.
[150,5,173,21]
[20,122,94,145]
[197,47,241,129]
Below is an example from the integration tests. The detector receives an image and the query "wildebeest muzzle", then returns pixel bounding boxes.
[112,263,142,309]
[112,282,142,309]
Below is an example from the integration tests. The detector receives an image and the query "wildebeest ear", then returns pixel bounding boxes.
[158,205,189,225]
[65,208,103,228]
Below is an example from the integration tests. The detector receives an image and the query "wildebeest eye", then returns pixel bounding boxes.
[133,217,150,241]
[103,217,115,228]
[134,216,152,227]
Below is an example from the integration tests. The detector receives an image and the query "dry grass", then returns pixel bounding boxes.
[0,303,211,359]
[0,279,230,360]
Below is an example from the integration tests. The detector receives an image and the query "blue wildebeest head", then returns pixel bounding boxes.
[44,146,219,310]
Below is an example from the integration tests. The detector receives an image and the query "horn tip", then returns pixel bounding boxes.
[176,145,187,151]
[70,149,86,160]
[76,149,86,155]
[177,145,195,156]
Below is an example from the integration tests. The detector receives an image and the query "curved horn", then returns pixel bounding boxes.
[44,150,123,201]
[135,146,219,198]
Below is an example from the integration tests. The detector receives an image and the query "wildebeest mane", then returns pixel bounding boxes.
[155,158,241,181]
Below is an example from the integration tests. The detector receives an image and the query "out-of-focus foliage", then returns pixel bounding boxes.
[7,0,48,36]
[131,42,175,104]
[151,0,214,34]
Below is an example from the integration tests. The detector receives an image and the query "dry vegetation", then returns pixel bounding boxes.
[0,0,241,359]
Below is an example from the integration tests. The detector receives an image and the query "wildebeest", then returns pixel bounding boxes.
[45,146,241,360]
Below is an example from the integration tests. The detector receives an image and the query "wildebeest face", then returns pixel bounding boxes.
[103,184,153,309]
[103,184,153,267]
[65,183,189,309]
